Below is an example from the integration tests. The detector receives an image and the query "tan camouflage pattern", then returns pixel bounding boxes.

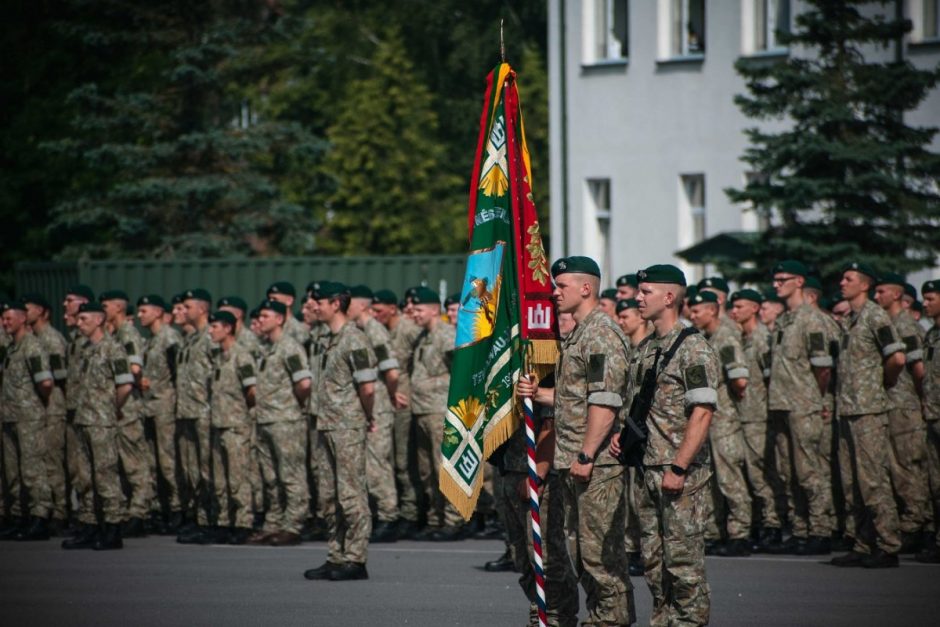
[283,315,310,348]
[924,326,940,422]
[212,424,254,529]
[315,427,372,564]
[768,304,832,414]
[175,328,214,421]
[116,417,152,518]
[257,419,308,534]
[255,333,310,425]
[2,420,52,518]
[316,321,376,430]
[210,342,256,429]
[389,316,422,522]
[837,300,903,415]
[2,332,53,423]
[74,334,134,427]
[77,424,125,524]
[142,324,180,418]
[410,322,455,416]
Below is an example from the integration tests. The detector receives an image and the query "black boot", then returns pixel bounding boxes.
[472,515,505,540]
[862,548,899,569]
[899,531,923,554]
[149,512,168,535]
[122,517,147,538]
[427,525,468,542]
[196,526,231,545]
[304,561,339,580]
[915,543,940,564]
[328,562,369,581]
[830,550,866,567]
[93,523,123,550]
[166,511,184,534]
[754,527,782,554]
[794,535,831,556]
[704,539,720,555]
[62,524,99,550]
[484,548,515,572]
[47,518,67,537]
[229,527,252,545]
[0,516,26,540]
[176,525,205,544]
[715,539,751,557]
[15,516,50,541]
[396,519,422,540]
[369,520,398,543]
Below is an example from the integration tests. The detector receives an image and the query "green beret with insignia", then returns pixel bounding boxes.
[904,283,917,300]
[171,293,185,306]
[66,284,95,302]
[551,256,601,279]
[600,288,618,301]
[183,288,212,303]
[21,292,50,310]
[444,293,461,308]
[217,296,247,313]
[729,289,763,305]
[259,299,287,316]
[267,281,295,297]
[2,298,27,313]
[841,261,878,282]
[771,260,809,278]
[616,274,638,288]
[315,282,349,299]
[411,286,441,305]
[804,276,823,292]
[248,307,261,319]
[762,289,783,304]
[77,302,104,314]
[209,311,237,327]
[137,294,168,310]
[923,280,940,295]
[685,285,698,301]
[349,284,374,300]
[99,289,130,303]
[615,298,639,313]
[637,264,686,286]
[372,289,398,305]
[876,272,905,288]
[689,291,719,306]
[404,286,420,300]
[697,276,729,294]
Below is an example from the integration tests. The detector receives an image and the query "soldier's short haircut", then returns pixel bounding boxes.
[332,292,351,314]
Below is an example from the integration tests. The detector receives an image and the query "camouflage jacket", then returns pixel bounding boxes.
[885,309,925,412]
[306,322,329,417]
[284,315,310,348]
[74,334,134,427]
[360,316,399,417]
[142,324,180,417]
[768,303,832,415]
[391,316,422,402]
[739,323,770,424]
[112,320,145,424]
[837,299,904,416]
[65,327,85,413]
[410,322,455,416]
[176,327,215,421]
[704,322,748,437]
[1,332,53,423]
[317,321,376,430]
[34,323,67,419]
[210,341,257,429]
[236,327,263,361]
[924,325,940,421]
[255,332,310,425]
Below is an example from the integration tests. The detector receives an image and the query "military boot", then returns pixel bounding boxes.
[715,539,751,557]
[62,524,98,550]
[793,535,830,556]
[484,548,515,572]
[0,516,26,540]
[830,550,866,567]
[303,561,339,580]
[861,548,899,569]
[122,517,147,538]
[328,562,369,581]
[14,516,50,541]
[369,520,398,543]
[93,523,123,550]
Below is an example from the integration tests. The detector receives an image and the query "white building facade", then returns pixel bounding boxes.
[548,0,940,288]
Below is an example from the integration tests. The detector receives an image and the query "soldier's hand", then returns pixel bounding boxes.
[662,469,685,494]
[570,460,593,483]
[367,419,377,434]
[139,377,151,392]
[608,434,622,459]
[393,392,408,409]
[516,374,538,399]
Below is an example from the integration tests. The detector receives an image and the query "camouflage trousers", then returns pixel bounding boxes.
[499,470,579,627]
[315,427,371,565]
[76,424,125,524]
[887,407,930,535]
[624,466,642,553]
[176,417,213,526]
[768,411,794,531]
[637,464,711,627]
[42,414,67,521]
[707,428,752,540]
[1,421,52,519]
[393,408,420,523]
[66,417,93,525]
[783,411,833,538]
[559,464,635,627]
[838,413,901,554]
[211,425,253,530]
[305,414,319,521]
[257,420,308,535]
[366,409,399,523]
[926,420,940,546]
[144,413,180,515]
[116,418,153,520]
[740,421,783,529]
[414,413,463,528]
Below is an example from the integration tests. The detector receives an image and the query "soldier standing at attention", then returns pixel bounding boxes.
[62,302,134,550]
[267,281,310,347]
[611,264,719,627]
[1,299,55,541]
[830,262,904,568]
[759,292,786,332]
[304,282,375,581]
[137,295,181,533]
[218,296,261,360]
[249,299,311,547]
[615,274,639,301]
[550,256,635,627]
[598,288,619,319]
[917,280,940,563]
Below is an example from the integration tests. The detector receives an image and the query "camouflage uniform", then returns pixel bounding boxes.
[284,315,310,349]
[631,323,719,627]
[389,316,422,524]
[360,316,399,524]
[411,321,462,529]
[237,327,266,515]
[305,322,329,521]
[255,332,311,535]
[819,311,843,535]
[65,329,93,524]
[923,326,940,548]
[768,304,834,539]
[112,321,152,520]
[885,310,929,536]
[175,327,215,526]
[1,332,54,519]
[315,321,375,565]
[837,300,903,555]
[210,341,256,530]
[739,322,782,530]
[34,324,69,522]
[141,324,180,516]
[703,322,752,541]
[554,308,635,627]
[0,331,8,516]
[74,335,134,524]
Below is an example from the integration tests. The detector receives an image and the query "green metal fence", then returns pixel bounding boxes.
[14,261,80,331]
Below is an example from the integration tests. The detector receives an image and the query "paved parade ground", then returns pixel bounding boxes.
[1,537,938,627]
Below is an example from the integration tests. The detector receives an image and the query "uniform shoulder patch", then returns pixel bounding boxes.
[876,325,895,348]
[685,364,708,390]
[902,335,919,352]
[352,348,370,370]
[50,354,64,371]
[809,332,825,353]
[124,342,136,356]
[113,358,130,375]
[719,345,735,366]
[286,354,303,374]
[238,364,255,380]
[587,354,606,384]
[375,344,390,362]
[28,355,42,374]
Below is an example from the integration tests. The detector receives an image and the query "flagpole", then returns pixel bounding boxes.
[523,372,548,627]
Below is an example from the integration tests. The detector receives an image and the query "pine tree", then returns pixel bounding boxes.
[726,0,940,284]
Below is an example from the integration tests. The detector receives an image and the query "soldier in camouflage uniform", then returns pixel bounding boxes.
[612,264,719,627]
[349,285,401,543]
[62,302,134,550]
[1,299,55,540]
[218,296,262,361]
[249,299,311,547]
[550,256,635,627]
[875,273,930,551]
[688,291,753,557]
[917,280,940,563]
[830,263,904,568]
[767,261,835,555]
[100,290,153,536]
[267,281,310,347]
[23,293,69,532]
[304,282,375,581]
[137,295,181,532]
[615,274,639,301]
[302,282,331,536]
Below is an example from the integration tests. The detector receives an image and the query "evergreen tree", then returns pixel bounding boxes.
[726,0,940,284]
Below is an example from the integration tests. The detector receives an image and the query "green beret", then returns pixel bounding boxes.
[99,289,130,303]
[876,272,905,288]
[444,293,461,308]
[137,294,167,310]
[2,299,28,313]
[217,296,248,313]
[804,276,823,292]
[248,307,261,319]
[689,291,719,306]
[685,285,698,301]
[171,293,185,306]
[315,282,349,299]
[904,283,917,300]
[404,286,420,300]
[637,264,686,287]
[923,280,940,295]
[411,286,440,305]
[771,260,809,278]
[77,302,104,314]
[183,288,212,303]
[551,256,601,279]
[841,261,878,281]
[372,289,398,305]
[697,276,729,294]
[600,288,618,301]
[615,298,639,313]
[349,284,374,299]
[21,292,50,310]
[762,289,783,304]
[911,300,923,313]
[209,310,237,327]
[259,299,287,316]
[616,274,638,288]
[267,281,295,297]
[729,289,764,305]
[66,284,95,301]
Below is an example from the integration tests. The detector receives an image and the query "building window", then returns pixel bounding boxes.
[670,0,706,57]
[678,174,705,281]
[586,179,613,284]
[752,0,790,52]
[583,0,629,64]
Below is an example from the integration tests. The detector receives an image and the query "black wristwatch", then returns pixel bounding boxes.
[670,463,687,476]
[577,451,594,465]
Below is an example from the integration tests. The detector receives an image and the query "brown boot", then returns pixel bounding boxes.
[268,531,302,546]
[246,530,274,545]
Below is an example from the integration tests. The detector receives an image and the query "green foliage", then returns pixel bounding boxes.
[726,0,940,284]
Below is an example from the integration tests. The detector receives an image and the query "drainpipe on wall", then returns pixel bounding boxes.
[559,0,570,256]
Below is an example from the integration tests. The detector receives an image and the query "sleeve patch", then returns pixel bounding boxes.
[876,325,895,349]
[809,332,825,353]
[375,344,390,363]
[124,342,136,356]
[685,364,708,390]
[50,354,64,371]
[352,349,371,370]
[28,356,42,374]
[237,364,255,380]
[587,354,606,384]
[112,359,130,376]
[286,354,304,374]
[719,345,735,366]
[903,336,919,352]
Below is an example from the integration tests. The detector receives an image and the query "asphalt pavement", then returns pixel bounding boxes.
[1,536,938,626]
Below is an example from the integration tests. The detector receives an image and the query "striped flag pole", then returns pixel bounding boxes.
[522,376,547,627]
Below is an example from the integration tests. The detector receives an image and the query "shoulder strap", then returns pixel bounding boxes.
[657,326,698,375]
